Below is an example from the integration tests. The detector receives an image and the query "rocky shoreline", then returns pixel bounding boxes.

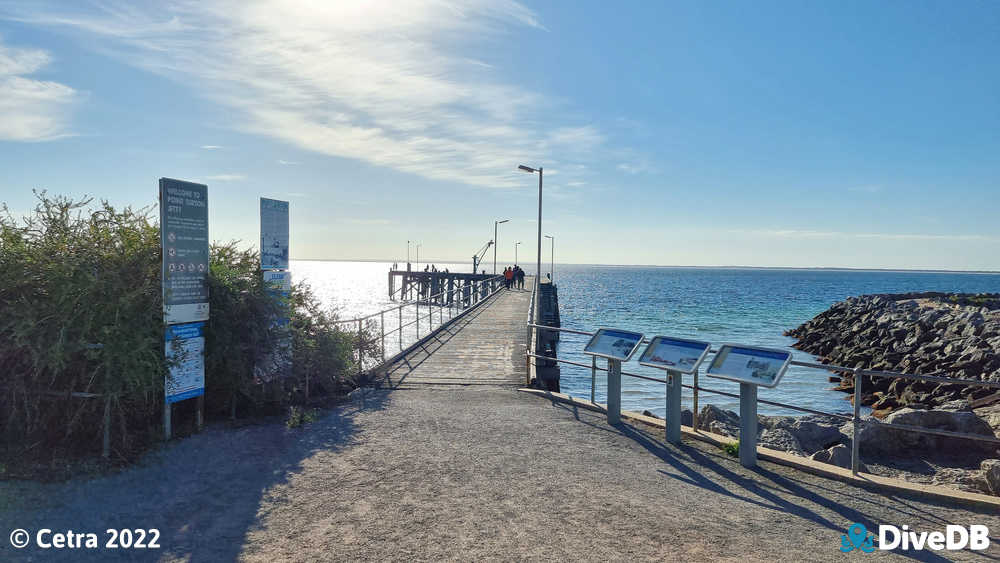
[785,292,1000,415]
[648,403,1000,496]
[755,292,1000,495]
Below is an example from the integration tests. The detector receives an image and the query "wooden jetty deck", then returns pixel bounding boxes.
[380,281,531,387]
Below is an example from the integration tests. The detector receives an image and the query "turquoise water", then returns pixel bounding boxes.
[293,261,1000,417]
[553,266,1000,416]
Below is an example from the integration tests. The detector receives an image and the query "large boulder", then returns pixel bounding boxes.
[774,418,845,454]
[809,444,865,471]
[845,404,998,458]
[699,404,740,437]
[982,460,1000,495]
[758,428,805,456]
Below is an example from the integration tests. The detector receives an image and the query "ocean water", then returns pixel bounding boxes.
[292,260,1000,417]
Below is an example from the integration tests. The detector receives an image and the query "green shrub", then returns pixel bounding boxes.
[0,192,374,472]
[722,442,739,457]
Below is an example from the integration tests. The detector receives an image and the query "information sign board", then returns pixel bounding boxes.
[160,178,209,324]
[583,328,644,361]
[638,336,711,374]
[705,344,792,388]
[260,198,289,270]
[165,322,205,403]
[256,270,292,382]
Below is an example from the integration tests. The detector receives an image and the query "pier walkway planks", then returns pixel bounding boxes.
[380,283,531,388]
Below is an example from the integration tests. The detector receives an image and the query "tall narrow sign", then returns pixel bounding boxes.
[160,178,208,415]
[260,198,291,381]
[160,178,210,324]
[260,198,289,270]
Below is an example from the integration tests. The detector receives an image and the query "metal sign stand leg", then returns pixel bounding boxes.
[739,382,757,468]
[665,371,681,445]
[607,358,621,425]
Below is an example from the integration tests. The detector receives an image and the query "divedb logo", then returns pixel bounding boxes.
[840,522,991,553]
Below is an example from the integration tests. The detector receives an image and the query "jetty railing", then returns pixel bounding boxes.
[525,323,1000,475]
[333,274,505,377]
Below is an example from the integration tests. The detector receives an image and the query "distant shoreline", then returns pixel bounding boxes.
[289,258,1000,275]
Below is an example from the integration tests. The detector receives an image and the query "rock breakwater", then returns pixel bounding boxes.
[785,292,1000,416]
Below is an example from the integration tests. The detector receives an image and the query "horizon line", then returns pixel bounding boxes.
[287,258,1000,275]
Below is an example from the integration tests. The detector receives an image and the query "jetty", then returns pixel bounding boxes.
[6,280,1000,561]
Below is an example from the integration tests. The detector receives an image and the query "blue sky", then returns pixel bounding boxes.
[1,1,998,270]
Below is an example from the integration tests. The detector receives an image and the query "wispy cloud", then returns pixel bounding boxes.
[0,34,77,141]
[9,1,599,187]
[204,173,245,182]
[277,159,298,166]
[200,144,223,150]
[617,161,655,175]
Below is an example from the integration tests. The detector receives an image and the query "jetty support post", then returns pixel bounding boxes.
[380,311,385,364]
[738,382,757,468]
[665,370,682,445]
[851,367,862,475]
[607,358,622,425]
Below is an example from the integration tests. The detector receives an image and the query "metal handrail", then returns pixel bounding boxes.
[345,274,506,376]
[525,276,539,385]
[335,274,504,325]
[525,322,1000,475]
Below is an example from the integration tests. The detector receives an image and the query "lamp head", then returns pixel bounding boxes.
[518,165,536,173]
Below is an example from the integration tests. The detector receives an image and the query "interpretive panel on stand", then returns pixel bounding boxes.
[260,198,289,270]
[705,344,791,388]
[638,336,711,374]
[583,328,644,361]
[165,322,206,403]
[160,178,209,324]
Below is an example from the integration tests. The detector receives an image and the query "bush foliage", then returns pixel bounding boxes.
[0,192,373,469]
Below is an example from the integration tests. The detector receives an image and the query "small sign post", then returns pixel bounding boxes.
[638,336,711,444]
[583,328,644,425]
[706,344,792,467]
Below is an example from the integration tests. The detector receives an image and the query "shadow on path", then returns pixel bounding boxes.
[2,392,391,562]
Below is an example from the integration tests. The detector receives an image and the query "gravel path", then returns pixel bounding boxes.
[3,288,999,561]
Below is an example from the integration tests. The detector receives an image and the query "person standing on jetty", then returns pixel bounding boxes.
[516,265,525,289]
[504,266,513,289]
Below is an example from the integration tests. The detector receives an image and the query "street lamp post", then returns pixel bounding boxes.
[514,241,521,265]
[407,240,411,269]
[544,235,554,281]
[518,164,543,294]
[416,243,421,270]
[494,219,508,274]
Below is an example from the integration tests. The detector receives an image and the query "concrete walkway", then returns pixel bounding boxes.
[3,287,999,562]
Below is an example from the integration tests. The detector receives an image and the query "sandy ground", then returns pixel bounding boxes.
[1,386,999,562]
